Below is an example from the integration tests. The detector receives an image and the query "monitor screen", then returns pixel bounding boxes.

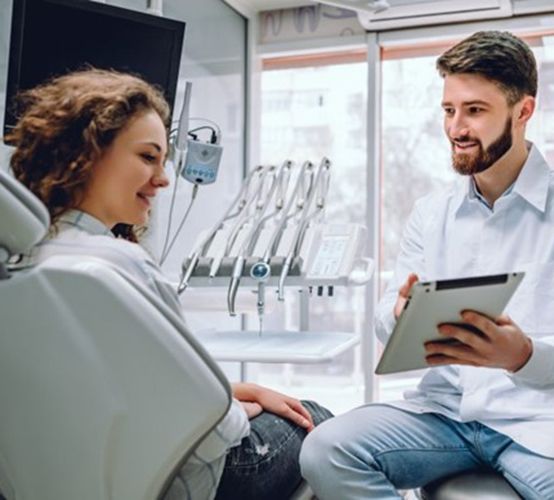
[3,0,185,142]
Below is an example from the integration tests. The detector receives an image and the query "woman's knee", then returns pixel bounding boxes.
[301,400,334,427]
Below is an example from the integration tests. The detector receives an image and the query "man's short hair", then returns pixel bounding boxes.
[436,31,537,105]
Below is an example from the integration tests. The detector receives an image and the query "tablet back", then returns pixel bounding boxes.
[375,272,524,375]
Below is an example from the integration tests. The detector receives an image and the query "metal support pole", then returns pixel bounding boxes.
[299,287,310,331]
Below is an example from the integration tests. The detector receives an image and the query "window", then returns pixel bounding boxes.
[378,45,455,400]
[256,55,368,414]
[527,34,554,165]
[377,29,554,401]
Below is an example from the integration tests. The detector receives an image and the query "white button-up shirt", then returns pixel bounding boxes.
[375,143,554,458]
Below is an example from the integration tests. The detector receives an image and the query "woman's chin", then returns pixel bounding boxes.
[119,212,149,227]
[133,214,149,226]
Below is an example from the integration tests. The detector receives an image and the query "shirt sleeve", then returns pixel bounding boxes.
[509,337,554,389]
[190,398,250,462]
[375,197,428,344]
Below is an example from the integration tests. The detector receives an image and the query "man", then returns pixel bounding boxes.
[299,31,554,499]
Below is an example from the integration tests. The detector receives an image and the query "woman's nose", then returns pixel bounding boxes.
[153,165,169,188]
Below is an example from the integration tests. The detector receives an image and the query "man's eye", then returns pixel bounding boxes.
[443,108,454,116]
[468,107,483,114]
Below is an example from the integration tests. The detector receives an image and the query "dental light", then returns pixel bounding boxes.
[160,82,224,265]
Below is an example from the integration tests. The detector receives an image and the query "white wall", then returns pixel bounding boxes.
[0,0,249,375]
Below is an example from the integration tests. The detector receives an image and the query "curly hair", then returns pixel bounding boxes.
[437,31,537,106]
[6,67,171,241]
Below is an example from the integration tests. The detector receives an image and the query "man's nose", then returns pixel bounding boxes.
[448,112,470,139]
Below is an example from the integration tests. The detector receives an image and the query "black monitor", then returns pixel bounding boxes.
[3,0,185,142]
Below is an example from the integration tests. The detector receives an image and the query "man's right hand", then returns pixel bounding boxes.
[394,273,419,319]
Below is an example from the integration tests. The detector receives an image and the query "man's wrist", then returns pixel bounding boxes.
[509,335,533,373]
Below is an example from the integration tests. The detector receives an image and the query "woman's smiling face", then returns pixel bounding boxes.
[77,110,169,228]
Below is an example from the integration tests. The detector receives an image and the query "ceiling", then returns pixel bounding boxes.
[224,0,549,18]
[225,0,438,13]
[225,0,312,12]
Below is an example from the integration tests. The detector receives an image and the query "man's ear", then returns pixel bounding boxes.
[515,95,536,126]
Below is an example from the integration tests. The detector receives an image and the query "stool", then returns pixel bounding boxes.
[420,469,521,500]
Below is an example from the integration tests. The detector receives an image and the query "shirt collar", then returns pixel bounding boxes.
[467,176,515,210]
[453,142,550,214]
[512,143,550,213]
[56,210,114,237]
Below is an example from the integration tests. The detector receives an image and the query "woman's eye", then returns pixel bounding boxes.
[141,153,156,162]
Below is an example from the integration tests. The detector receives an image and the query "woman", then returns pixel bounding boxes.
[7,68,332,500]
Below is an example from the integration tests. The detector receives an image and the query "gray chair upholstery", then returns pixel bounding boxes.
[0,169,232,500]
[420,469,521,500]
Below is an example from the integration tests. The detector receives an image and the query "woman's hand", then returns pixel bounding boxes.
[232,383,314,431]
[240,401,263,419]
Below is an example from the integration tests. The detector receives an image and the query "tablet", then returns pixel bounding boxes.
[375,272,525,375]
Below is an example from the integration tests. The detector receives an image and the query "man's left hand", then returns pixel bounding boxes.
[425,311,533,372]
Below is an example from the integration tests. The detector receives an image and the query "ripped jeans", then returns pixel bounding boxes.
[215,400,333,500]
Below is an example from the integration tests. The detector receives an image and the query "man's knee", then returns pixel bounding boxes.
[300,415,369,481]
[299,419,337,479]
[300,405,413,480]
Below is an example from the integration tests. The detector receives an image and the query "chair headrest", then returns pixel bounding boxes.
[0,169,50,257]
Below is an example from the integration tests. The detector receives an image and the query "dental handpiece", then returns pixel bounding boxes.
[227,166,278,316]
[227,256,245,316]
[177,166,264,293]
[277,158,331,300]
[178,252,199,294]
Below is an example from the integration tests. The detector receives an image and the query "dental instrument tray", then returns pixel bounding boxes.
[181,223,373,288]
[178,160,373,297]
[177,159,373,364]
[375,272,525,375]
[195,330,359,364]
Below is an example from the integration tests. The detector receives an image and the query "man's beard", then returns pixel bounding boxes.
[451,118,513,176]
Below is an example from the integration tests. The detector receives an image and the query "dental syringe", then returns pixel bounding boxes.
[250,261,271,336]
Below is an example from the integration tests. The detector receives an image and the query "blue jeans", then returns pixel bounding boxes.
[300,404,554,499]
[215,400,332,500]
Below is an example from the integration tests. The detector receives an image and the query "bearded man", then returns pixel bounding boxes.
[300,31,554,499]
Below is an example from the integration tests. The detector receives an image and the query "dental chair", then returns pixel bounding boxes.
[0,168,232,499]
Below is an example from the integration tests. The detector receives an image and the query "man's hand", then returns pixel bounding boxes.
[232,383,314,431]
[425,311,533,372]
[394,273,419,319]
